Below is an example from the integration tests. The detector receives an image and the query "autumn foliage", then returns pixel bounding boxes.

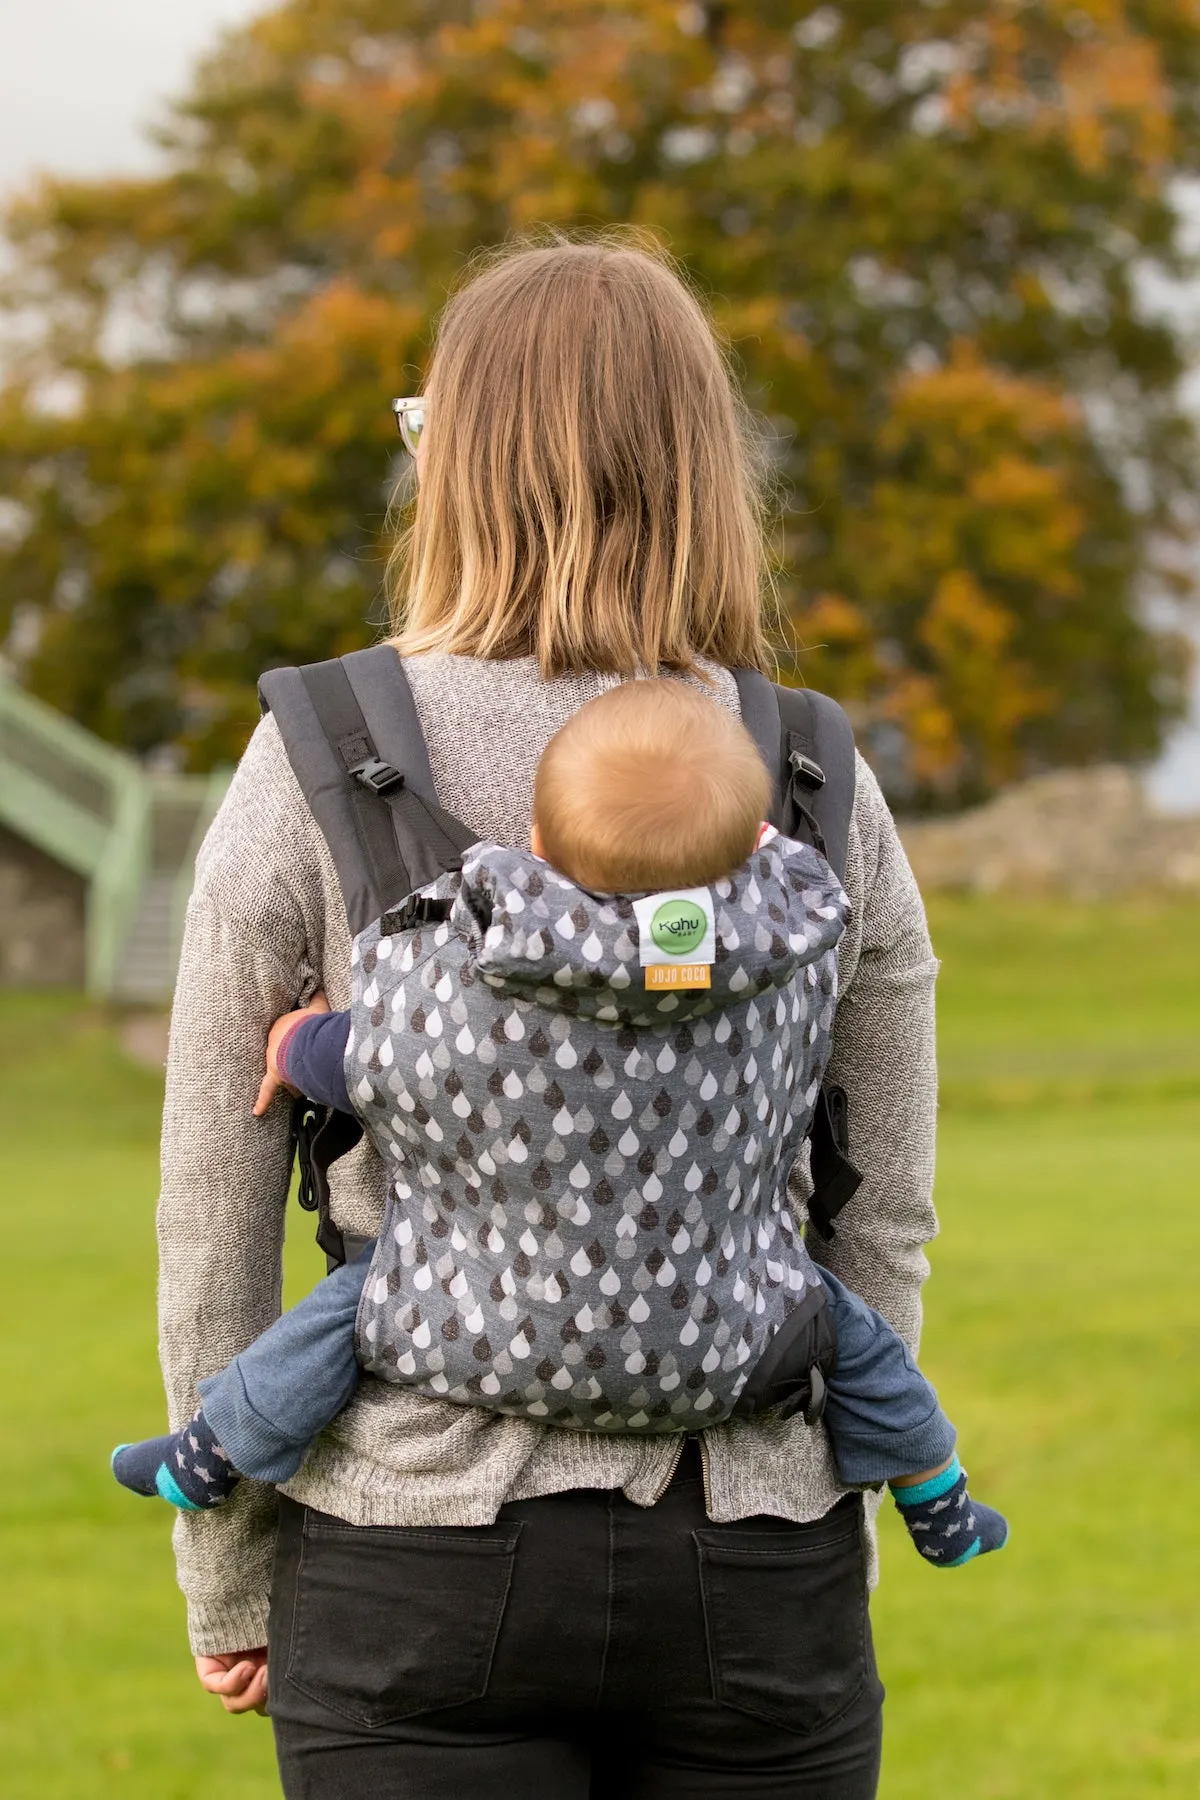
[1,0,1198,800]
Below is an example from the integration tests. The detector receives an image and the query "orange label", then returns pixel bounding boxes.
[645,964,712,991]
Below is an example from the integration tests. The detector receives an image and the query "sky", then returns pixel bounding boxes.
[0,1,262,199]
[1,1,1198,807]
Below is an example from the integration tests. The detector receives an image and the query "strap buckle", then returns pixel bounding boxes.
[380,894,454,934]
[351,757,405,796]
[802,1362,828,1428]
[806,1084,863,1241]
[789,750,826,792]
[288,1095,364,1269]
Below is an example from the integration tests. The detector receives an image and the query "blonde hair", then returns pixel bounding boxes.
[389,236,770,678]
[533,680,770,893]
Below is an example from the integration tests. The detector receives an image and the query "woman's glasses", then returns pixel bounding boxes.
[392,397,426,457]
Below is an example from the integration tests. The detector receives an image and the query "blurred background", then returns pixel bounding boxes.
[1,5,1198,1797]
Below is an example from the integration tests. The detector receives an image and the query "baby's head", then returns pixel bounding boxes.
[531,680,770,894]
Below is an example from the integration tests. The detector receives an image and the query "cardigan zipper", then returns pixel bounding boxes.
[647,1435,685,1502]
[646,1433,714,1512]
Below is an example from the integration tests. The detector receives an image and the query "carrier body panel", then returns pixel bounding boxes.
[350,833,847,1431]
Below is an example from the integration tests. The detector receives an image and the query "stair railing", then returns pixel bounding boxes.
[0,672,230,1000]
[88,773,153,999]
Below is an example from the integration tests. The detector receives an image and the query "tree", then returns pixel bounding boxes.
[1,0,1197,798]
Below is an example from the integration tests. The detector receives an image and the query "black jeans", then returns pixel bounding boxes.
[268,1444,884,1798]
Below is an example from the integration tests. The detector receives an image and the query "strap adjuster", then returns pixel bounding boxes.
[351,757,405,796]
[789,750,826,791]
[380,894,455,934]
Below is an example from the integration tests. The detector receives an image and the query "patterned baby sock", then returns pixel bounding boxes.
[890,1455,1008,1567]
[111,1408,240,1511]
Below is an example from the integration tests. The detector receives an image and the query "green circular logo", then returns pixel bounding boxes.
[650,899,707,956]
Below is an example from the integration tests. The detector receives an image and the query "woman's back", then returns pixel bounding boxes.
[403,653,740,846]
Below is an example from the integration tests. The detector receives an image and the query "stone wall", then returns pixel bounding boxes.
[898,766,1200,900]
[5,765,1195,991]
[0,824,87,986]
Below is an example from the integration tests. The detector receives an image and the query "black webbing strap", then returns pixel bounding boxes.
[733,667,786,828]
[775,685,856,886]
[292,1098,364,1268]
[271,650,479,1268]
[298,658,477,921]
[731,1276,838,1425]
[731,673,855,885]
[805,1084,863,1241]
[733,671,863,1239]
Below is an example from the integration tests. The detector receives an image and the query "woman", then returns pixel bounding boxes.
[161,239,938,1796]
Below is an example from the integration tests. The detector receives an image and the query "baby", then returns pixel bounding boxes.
[115,681,1006,1568]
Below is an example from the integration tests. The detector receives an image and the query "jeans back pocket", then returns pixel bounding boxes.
[694,1498,871,1736]
[285,1512,522,1728]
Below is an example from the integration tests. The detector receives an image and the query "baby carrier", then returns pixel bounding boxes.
[259,650,865,1430]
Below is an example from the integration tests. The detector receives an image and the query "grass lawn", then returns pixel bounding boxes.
[0,897,1197,1797]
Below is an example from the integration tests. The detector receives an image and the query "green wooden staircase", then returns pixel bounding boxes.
[0,672,229,1001]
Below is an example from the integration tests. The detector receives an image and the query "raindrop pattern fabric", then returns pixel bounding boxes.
[350,835,848,1432]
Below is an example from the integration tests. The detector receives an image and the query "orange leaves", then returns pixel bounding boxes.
[789,591,879,702]
[922,570,1015,662]
[1060,34,1171,174]
[888,342,1078,444]
[798,342,1093,792]
[886,352,1083,571]
[714,295,808,361]
[944,3,1175,178]
[884,347,1085,608]
[967,457,1084,593]
[917,571,1052,787]
[880,672,960,790]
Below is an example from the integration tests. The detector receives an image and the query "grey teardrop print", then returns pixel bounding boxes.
[350,833,847,1431]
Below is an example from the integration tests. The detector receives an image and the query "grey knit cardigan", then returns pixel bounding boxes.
[157,654,939,1656]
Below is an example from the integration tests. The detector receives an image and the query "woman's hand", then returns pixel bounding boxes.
[253,992,331,1117]
[195,1648,269,1715]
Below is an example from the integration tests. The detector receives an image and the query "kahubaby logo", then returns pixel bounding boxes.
[632,886,717,981]
[649,899,707,957]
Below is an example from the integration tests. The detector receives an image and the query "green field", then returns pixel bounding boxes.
[1,898,1197,1797]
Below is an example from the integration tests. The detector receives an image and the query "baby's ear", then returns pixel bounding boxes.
[530,820,546,861]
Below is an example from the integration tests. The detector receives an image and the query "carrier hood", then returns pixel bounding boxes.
[451,834,848,1025]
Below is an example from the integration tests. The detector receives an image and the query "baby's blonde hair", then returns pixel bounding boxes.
[533,681,770,894]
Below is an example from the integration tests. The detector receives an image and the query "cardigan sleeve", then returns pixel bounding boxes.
[156,719,319,1654]
[798,754,940,1353]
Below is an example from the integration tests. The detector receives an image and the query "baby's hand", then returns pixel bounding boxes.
[253,993,331,1117]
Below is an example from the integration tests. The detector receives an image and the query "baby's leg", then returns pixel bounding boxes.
[818,1268,1007,1567]
[112,1243,374,1510]
[199,1245,372,1480]
[817,1267,957,1485]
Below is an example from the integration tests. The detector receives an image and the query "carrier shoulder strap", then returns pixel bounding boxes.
[733,669,863,1241]
[258,645,478,934]
[259,645,479,1270]
[732,670,856,885]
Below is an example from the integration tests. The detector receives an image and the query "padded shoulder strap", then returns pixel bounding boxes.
[733,669,864,1239]
[732,667,786,825]
[775,685,856,886]
[732,671,856,885]
[259,645,476,933]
